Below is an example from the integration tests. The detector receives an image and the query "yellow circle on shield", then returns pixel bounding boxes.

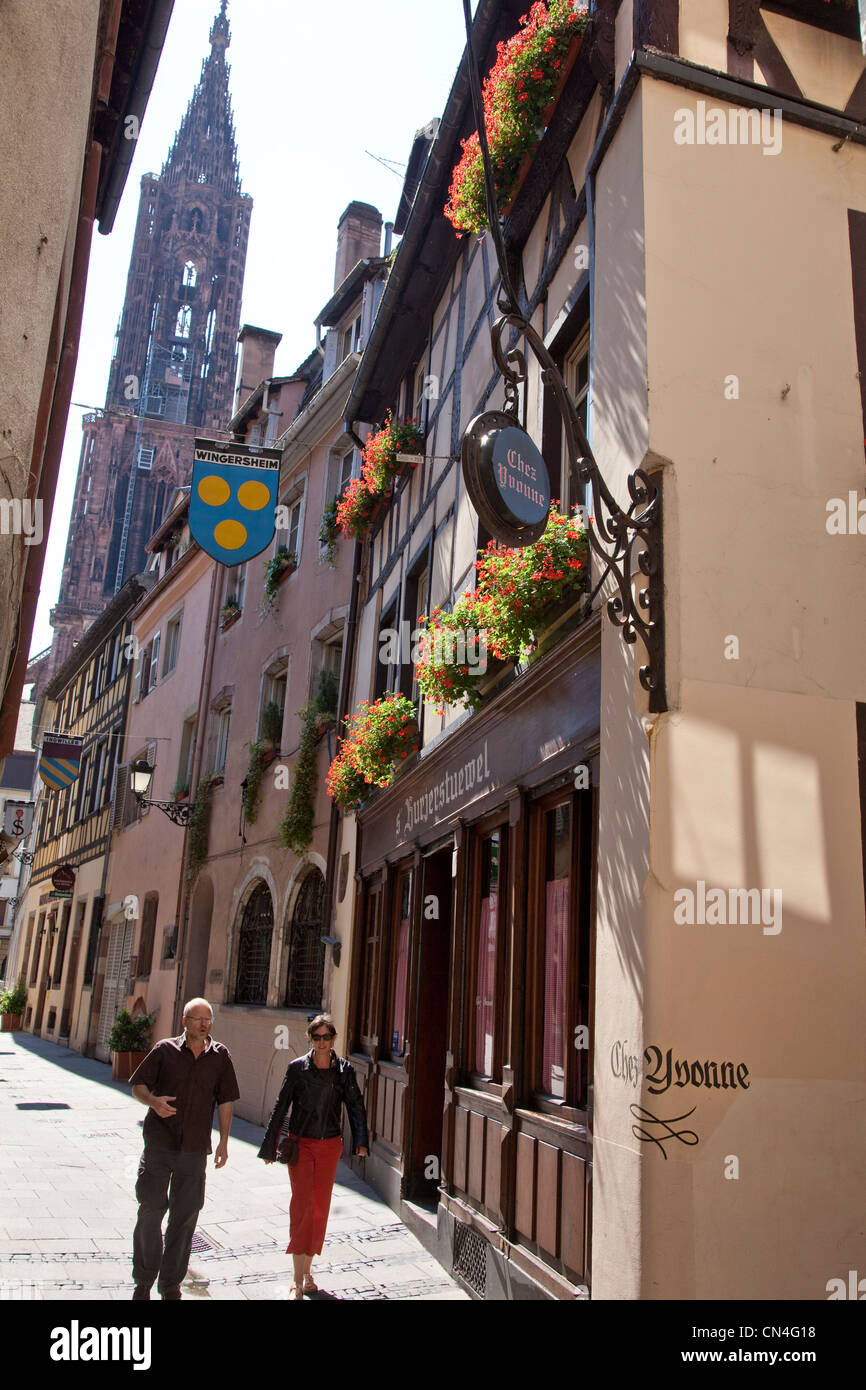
[214,519,248,550]
[237,480,271,510]
[197,474,231,507]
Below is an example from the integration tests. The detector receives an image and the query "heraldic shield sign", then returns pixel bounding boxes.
[191,438,281,565]
[39,734,83,791]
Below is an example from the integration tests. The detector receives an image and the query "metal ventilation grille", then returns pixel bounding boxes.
[452,1223,487,1297]
[189,1231,217,1255]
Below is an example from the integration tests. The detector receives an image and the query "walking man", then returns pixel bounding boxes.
[129,996,239,1300]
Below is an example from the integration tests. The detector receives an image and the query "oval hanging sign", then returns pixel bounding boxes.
[461,410,551,546]
[51,864,76,892]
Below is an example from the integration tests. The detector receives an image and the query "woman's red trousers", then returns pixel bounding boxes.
[285,1135,344,1256]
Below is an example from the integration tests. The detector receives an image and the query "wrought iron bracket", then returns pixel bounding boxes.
[13,846,35,864]
[459,0,666,711]
[135,794,193,828]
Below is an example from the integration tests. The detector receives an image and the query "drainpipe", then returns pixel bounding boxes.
[171,557,221,1030]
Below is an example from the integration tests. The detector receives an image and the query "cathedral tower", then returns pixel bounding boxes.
[42,1,251,687]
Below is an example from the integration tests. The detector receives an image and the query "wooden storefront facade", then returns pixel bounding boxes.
[349,619,600,1298]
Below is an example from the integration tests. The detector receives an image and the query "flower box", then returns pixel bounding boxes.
[220,608,241,632]
[275,561,297,588]
[326,693,420,810]
[445,3,590,236]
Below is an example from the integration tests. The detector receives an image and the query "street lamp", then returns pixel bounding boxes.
[129,760,193,827]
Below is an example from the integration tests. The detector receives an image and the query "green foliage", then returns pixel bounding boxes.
[220,594,240,623]
[263,546,297,611]
[319,498,340,564]
[172,777,190,799]
[186,772,214,885]
[0,980,27,1015]
[278,703,319,854]
[107,1008,157,1053]
[260,701,284,747]
[314,666,339,716]
[242,742,268,824]
[326,692,419,809]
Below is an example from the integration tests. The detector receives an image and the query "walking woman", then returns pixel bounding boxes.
[258,1014,368,1298]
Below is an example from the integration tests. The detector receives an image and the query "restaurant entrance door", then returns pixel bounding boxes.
[405,846,452,1203]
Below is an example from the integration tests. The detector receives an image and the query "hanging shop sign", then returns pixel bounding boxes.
[38,734,83,791]
[191,438,282,565]
[462,411,551,547]
[2,801,34,839]
[51,864,76,893]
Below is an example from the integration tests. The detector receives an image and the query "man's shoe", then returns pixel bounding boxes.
[160,1288,182,1300]
[132,1286,150,1301]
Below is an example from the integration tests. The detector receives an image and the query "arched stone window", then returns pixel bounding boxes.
[284,869,325,1009]
[235,882,273,1004]
[175,305,192,339]
[182,260,197,287]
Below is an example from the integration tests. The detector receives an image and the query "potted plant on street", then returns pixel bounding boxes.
[107,1008,157,1082]
[0,980,27,1032]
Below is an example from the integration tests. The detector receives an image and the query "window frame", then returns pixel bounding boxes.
[464,816,509,1090]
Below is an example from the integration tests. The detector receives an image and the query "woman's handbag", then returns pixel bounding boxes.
[276,1132,300,1167]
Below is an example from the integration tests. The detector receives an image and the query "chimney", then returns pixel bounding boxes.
[234,324,283,415]
[334,201,383,290]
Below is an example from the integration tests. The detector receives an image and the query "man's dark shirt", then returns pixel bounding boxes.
[130,1035,240,1154]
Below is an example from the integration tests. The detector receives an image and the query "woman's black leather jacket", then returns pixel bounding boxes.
[257,1051,369,1160]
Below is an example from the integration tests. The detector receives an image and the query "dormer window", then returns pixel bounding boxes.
[340,314,362,362]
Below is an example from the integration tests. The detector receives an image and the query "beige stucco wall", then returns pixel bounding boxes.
[0,0,100,705]
[590,66,866,1299]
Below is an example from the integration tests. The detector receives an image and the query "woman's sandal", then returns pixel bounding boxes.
[288,1283,305,1300]
[302,1275,318,1294]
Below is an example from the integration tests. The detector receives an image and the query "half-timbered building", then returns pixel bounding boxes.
[13,576,150,1055]
[334,0,866,1301]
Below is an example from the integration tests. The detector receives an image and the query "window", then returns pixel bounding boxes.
[137,893,159,979]
[235,882,274,1005]
[136,631,161,699]
[175,305,192,339]
[388,870,412,1057]
[177,717,195,793]
[284,869,326,1009]
[88,742,107,815]
[526,787,594,1111]
[182,261,197,287]
[339,314,362,362]
[470,827,506,1080]
[403,558,429,706]
[226,564,246,611]
[276,494,303,561]
[214,706,230,772]
[562,330,589,514]
[162,614,181,677]
[411,360,428,431]
[374,597,398,702]
[338,449,355,497]
[358,884,383,1047]
[260,660,288,737]
[74,754,91,823]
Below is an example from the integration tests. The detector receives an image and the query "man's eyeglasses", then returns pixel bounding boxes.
[311,1031,335,1040]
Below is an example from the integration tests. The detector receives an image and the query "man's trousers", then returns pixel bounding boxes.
[132,1144,207,1293]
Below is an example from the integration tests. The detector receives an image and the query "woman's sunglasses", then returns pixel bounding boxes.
[311,1031,335,1040]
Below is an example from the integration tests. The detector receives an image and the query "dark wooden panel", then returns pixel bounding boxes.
[536,1141,561,1258]
[561,1150,586,1278]
[454,1105,469,1192]
[375,1073,387,1139]
[484,1119,503,1220]
[468,1109,485,1202]
[392,1076,405,1153]
[515,1132,536,1241]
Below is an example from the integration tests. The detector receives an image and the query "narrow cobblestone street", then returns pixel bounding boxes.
[0,1034,468,1302]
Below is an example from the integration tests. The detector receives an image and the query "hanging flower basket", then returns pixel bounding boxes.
[445,1,590,236]
[415,506,589,711]
[326,693,420,810]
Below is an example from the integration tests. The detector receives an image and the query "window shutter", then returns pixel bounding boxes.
[112,763,129,830]
[149,633,161,691]
[132,653,142,703]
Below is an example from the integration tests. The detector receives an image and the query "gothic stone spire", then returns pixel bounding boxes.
[161,1,240,198]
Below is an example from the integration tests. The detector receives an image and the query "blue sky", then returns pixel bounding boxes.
[32,0,475,654]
